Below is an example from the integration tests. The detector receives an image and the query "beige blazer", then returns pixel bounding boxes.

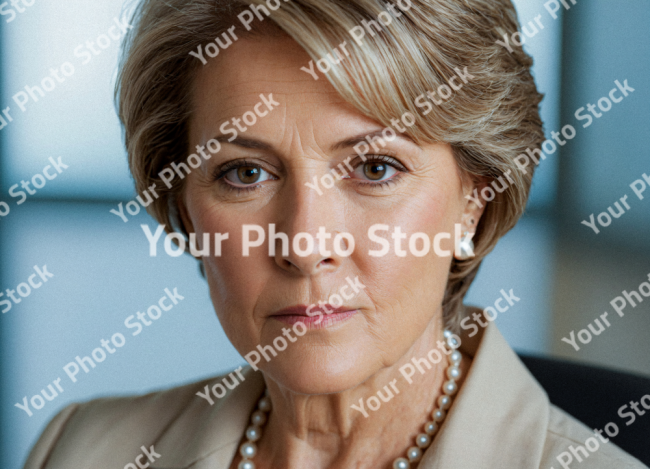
[24,323,647,469]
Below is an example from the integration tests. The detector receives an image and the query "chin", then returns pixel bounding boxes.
[260,344,380,395]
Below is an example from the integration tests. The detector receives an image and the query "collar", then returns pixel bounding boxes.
[154,366,265,469]
[153,322,549,468]
[419,322,550,468]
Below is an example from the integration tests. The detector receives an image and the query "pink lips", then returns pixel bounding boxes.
[270,304,357,329]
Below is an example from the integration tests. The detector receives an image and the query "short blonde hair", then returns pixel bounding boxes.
[116,0,544,330]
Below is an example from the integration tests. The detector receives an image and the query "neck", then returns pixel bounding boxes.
[253,319,466,469]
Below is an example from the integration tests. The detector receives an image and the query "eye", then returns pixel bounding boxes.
[222,164,274,187]
[361,162,396,181]
[350,157,400,183]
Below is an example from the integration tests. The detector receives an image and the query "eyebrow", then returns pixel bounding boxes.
[329,130,417,152]
[214,135,274,150]
[212,129,417,152]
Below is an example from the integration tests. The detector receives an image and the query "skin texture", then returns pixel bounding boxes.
[181,35,484,469]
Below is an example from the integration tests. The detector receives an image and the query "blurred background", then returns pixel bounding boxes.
[0,0,648,467]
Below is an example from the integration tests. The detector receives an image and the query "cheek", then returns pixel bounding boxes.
[183,188,272,351]
[351,180,461,313]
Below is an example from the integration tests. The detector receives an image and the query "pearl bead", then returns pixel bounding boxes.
[393,457,410,469]
[424,421,438,435]
[432,409,446,422]
[245,426,262,442]
[437,394,451,410]
[407,446,422,462]
[446,336,460,349]
[240,442,257,459]
[447,366,461,380]
[443,380,458,396]
[238,461,255,469]
[450,350,462,365]
[443,330,452,338]
[258,396,272,412]
[415,433,431,449]
[251,410,267,426]
[457,239,474,260]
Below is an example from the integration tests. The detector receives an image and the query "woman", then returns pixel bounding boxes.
[24,0,647,468]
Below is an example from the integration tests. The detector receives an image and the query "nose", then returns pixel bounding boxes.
[274,229,337,276]
[272,176,349,277]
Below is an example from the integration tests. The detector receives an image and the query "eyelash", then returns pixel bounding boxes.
[213,155,407,194]
[352,154,406,189]
[213,159,269,194]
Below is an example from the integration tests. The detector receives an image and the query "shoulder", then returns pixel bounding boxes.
[540,405,648,468]
[23,369,246,469]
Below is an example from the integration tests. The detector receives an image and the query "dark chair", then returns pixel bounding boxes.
[518,354,650,466]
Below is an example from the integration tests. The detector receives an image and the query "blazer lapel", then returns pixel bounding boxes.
[419,323,550,468]
[152,367,265,469]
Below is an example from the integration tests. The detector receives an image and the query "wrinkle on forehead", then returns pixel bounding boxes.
[189,35,346,128]
[188,34,404,173]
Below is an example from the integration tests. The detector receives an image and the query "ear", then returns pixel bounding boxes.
[459,175,488,241]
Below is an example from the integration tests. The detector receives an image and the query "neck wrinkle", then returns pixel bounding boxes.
[257,318,455,469]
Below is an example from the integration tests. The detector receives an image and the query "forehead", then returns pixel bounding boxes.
[188,35,375,146]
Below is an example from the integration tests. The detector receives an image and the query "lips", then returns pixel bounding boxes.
[270,304,357,328]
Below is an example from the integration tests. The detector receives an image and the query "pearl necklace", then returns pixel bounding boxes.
[391,331,462,468]
[237,389,271,469]
[236,330,462,469]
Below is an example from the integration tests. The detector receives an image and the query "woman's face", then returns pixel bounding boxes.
[183,35,480,394]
